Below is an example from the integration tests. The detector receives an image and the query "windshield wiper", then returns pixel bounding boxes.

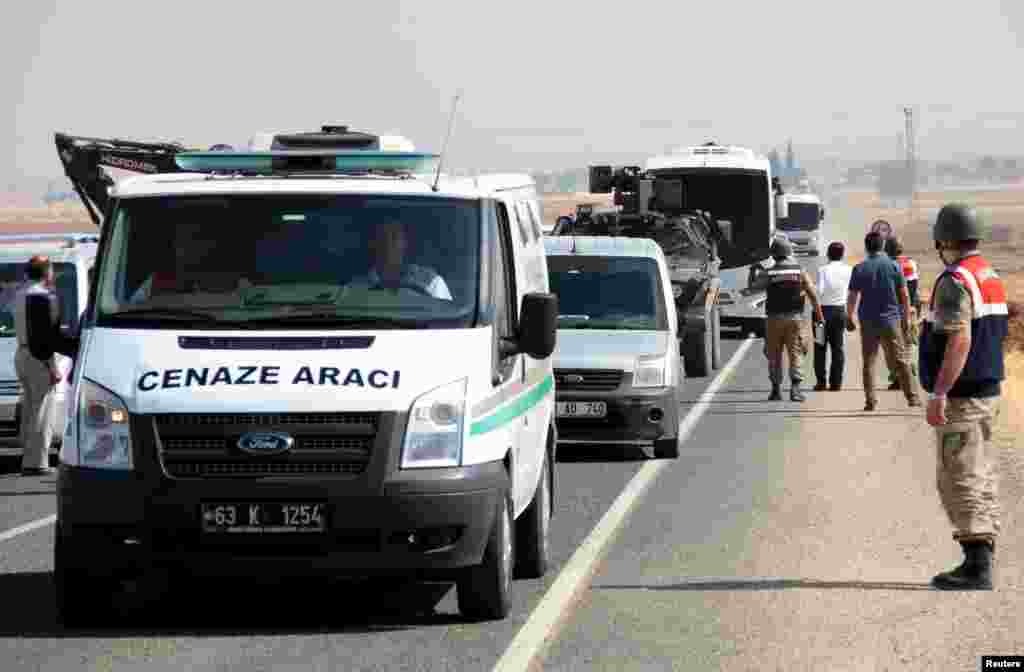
[105,308,222,322]
[243,313,428,329]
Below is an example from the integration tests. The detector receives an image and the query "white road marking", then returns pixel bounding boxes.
[0,514,56,543]
[493,336,756,672]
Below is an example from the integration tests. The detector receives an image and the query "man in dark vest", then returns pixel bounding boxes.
[919,203,1007,590]
[743,237,824,402]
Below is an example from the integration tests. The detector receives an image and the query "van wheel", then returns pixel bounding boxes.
[710,307,722,370]
[515,452,551,579]
[684,327,712,378]
[457,494,513,621]
[654,436,680,459]
[54,525,110,626]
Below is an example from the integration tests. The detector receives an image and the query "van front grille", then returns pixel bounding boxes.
[153,412,379,480]
[554,369,623,392]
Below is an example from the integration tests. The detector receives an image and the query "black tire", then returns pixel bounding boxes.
[654,436,680,459]
[710,307,722,370]
[684,326,712,378]
[514,450,551,579]
[457,493,513,621]
[54,524,110,627]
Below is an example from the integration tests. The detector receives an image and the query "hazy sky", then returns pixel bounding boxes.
[3,0,1023,186]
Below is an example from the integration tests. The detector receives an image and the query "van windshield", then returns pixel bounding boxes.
[548,255,667,331]
[96,194,481,329]
[779,202,821,231]
[0,261,79,336]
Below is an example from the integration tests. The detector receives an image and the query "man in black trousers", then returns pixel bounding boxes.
[814,242,853,391]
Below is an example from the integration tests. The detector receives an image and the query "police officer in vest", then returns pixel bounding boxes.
[919,203,1007,590]
[884,236,921,390]
[744,237,824,401]
[13,255,77,475]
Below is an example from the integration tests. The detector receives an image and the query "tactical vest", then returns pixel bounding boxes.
[764,259,805,315]
[896,255,918,281]
[919,253,1007,398]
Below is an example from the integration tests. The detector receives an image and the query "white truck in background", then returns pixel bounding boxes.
[776,191,826,257]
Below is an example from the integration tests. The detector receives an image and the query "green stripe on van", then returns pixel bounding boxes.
[469,374,554,436]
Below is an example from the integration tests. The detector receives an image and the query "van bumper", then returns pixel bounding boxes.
[56,461,507,580]
[554,385,679,446]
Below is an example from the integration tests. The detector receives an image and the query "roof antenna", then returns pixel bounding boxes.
[432,90,462,192]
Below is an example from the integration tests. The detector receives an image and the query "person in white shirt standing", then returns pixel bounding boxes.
[814,242,854,391]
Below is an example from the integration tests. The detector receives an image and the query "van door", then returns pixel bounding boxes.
[503,200,545,516]
[484,201,527,513]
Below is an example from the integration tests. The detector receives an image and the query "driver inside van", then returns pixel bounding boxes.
[343,218,452,300]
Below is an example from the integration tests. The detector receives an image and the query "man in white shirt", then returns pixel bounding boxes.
[814,241,854,391]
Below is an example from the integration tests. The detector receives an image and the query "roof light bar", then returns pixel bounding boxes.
[174,151,439,175]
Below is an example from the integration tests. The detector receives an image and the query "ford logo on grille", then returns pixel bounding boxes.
[237,432,294,456]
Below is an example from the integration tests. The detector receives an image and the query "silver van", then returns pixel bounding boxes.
[545,236,682,459]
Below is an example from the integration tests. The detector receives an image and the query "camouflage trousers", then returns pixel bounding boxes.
[887,308,920,383]
[936,396,1001,544]
[764,317,806,386]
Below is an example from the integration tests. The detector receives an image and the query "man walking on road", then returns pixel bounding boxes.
[814,242,853,391]
[846,231,921,411]
[743,237,824,402]
[13,256,73,476]
[884,236,921,390]
[919,203,1007,590]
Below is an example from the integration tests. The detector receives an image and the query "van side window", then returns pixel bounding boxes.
[492,203,519,381]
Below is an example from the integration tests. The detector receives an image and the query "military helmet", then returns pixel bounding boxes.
[934,203,985,242]
[770,236,793,259]
[884,236,903,257]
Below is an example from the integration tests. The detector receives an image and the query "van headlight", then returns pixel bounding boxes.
[401,377,467,469]
[71,379,132,470]
[633,354,668,388]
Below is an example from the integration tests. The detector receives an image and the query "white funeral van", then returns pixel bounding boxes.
[54,128,558,624]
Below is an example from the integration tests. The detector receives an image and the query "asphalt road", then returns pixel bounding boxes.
[0,259,824,672]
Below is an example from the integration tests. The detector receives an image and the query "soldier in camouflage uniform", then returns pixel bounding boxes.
[919,203,1008,590]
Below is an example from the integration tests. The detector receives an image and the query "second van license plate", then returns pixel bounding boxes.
[556,401,607,418]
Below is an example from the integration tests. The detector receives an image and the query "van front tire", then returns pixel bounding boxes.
[54,525,111,626]
[514,452,551,579]
[457,493,513,621]
[684,327,712,378]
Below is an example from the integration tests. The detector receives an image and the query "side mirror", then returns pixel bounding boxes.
[517,292,558,359]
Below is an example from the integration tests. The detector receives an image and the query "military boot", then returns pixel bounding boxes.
[790,383,806,402]
[768,384,782,401]
[932,541,994,590]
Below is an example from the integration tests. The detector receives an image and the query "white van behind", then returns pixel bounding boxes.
[545,236,683,458]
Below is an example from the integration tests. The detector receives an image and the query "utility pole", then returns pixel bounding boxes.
[904,106,917,230]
